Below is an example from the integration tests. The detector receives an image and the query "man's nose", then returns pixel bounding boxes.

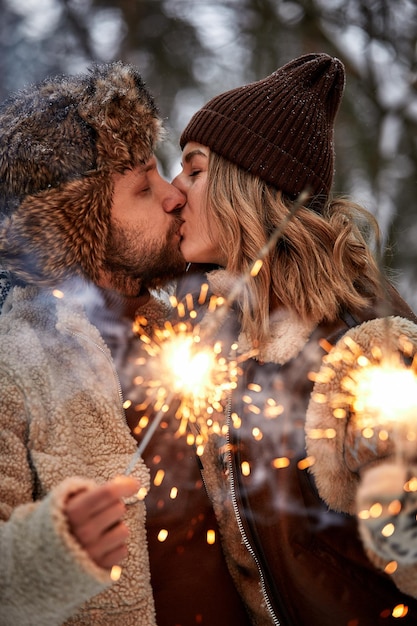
[163,181,186,213]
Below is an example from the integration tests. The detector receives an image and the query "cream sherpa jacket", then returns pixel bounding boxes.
[0,285,157,626]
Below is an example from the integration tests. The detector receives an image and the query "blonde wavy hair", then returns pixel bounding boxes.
[205,152,385,346]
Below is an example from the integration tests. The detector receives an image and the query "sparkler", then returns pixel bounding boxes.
[124,313,240,475]
[312,327,417,457]
[341,339,417,456]
[345,358,417,437]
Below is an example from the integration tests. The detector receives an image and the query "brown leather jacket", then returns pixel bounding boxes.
[199,286,417,626]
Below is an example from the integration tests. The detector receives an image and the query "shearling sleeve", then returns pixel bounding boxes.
[0,369,111,625]
[305,316,417,597]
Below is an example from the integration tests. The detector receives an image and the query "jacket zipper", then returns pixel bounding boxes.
[225,395,281,626]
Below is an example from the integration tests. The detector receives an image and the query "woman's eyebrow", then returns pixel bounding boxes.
[184,149,208,163]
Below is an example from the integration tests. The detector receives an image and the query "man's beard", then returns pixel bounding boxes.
[102,219,186,295]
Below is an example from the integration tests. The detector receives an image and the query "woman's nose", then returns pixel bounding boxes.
[171,172,185,192]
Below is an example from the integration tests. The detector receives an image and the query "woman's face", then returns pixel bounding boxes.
[172,142,226,265]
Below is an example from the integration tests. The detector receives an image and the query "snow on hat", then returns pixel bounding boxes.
[0,61,161,285]
[180,53,345,208]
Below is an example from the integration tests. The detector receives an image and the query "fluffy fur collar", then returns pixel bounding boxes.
[207,269,315,364]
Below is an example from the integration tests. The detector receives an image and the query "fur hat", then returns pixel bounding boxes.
[180,53,345,208]
[0,62,162,285]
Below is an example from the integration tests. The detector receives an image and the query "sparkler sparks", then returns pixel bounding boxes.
[310,326,417,454]
[341,344,415,440]
[346,360,417,435]
[124,294,242,474]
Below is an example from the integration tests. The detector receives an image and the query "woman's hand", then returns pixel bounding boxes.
[357,462,417,565]
[64,476,140,570]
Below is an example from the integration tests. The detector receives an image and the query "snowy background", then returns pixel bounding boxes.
[1,0,416,308]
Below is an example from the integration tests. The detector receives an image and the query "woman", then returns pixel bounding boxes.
[173,53,417,625]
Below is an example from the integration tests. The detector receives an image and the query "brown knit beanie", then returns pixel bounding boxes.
[0,61,161,286]
[180,53,345,207]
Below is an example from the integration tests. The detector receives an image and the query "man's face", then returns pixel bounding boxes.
[100,158,186,296]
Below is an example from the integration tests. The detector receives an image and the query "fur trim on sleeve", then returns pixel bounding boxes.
[0,478,110,625]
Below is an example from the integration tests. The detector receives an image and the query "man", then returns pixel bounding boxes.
[0,62,185,625]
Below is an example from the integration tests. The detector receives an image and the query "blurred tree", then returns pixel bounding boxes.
[0,0,416,304]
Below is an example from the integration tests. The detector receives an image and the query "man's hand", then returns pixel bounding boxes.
[64,476,140,570]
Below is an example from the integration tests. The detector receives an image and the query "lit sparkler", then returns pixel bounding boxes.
[342,351,417,458]
[125,310,241,475]
[312,327,417,455]
[345,358,417,435]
